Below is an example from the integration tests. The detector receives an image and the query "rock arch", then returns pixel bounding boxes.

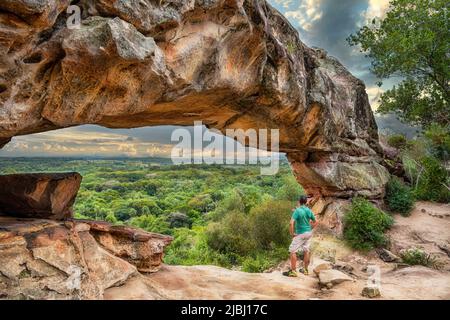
[0,0,390,199]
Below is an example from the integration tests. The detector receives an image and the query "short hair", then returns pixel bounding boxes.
[298,195,308,204]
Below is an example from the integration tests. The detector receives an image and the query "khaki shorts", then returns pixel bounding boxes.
[289,232,312,253]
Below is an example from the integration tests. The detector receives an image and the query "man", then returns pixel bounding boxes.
[283,195,317,277]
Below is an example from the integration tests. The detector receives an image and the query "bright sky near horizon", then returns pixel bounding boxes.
[1,0,400,158]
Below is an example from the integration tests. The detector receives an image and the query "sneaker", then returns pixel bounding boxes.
[299,267,309,275]
[282,270,298,277]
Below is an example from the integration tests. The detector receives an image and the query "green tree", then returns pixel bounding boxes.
[276,175,304,201]
[248,199,292,250]
[129,214,171,235]
[348,0,449,128]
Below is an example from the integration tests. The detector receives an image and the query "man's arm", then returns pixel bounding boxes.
[290,219,296,237]
[309,209,318,229]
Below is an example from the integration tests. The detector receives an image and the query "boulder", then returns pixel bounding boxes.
[0,217,172,299]
[0,173,81,220]
[362,286,381,298]
[0,0,393,199]
[310,258,332,276]
[333,261,354,274]
[78,220,173,273]
[377,248,401,263]
[318,269,353,287]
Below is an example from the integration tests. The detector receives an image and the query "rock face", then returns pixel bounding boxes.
[0,217,172,299]
[0,173,81,220]
[0,0,391,198]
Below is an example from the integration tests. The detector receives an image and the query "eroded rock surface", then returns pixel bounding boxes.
[0,217,172,299]
[0,173,81,220]
[0,0,391,198]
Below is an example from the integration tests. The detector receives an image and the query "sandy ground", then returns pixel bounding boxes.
[105,202,450,300]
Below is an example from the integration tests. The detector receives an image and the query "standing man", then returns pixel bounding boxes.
[283,195,317,277]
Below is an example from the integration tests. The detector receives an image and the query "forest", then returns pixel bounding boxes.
[0,157,304,272]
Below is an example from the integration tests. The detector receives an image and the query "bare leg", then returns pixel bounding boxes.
[303,250,310,271]
[290,252,297,271]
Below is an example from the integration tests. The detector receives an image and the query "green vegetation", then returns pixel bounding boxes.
[385,177,415,216]
[348,0,449,129]
[343,197,394,251]
[401,247,439,268]
[387,134,408,150]
[390,134,450,203]
[0,158,303,272]
[349,0,450,206]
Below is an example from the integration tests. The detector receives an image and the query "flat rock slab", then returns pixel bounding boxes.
[0,173,81,220]
[318,269,353,287]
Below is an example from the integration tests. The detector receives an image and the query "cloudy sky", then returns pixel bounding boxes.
[1,0,410,158]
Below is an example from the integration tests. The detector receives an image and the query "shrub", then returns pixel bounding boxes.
[400,247,439,268]
[387,134,408,150]
[249,199,291,250]
[415,156,450,203]
[209,189,246,220]
[385,177,415,216]
[424,124,450,161]
[242,255,272,273]
[343,197,394,251]
[205,211,257,256]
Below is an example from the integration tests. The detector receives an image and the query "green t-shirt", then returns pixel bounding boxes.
[292,205,316,235]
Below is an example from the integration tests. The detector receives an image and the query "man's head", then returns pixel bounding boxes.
[298,195,308,205]
[298,195,314,206]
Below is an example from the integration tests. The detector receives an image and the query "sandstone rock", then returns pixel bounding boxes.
[438,243,450,258]
[377,248,401,263]
[313,198,350,236]
[79,220,173,273]
[318,269,353,287]
[333,261,354,274]
[362,286,381,298]
[310,258,332,276]
[0,0,393,199]
[0,217,172,299]
[0,173,82,220]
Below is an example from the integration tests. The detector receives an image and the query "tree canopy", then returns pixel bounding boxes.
[348,0,449,129]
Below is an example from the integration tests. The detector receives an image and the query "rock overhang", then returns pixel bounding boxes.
[0,0,392,198]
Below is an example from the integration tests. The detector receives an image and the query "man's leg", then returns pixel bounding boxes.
[290,252,297,271]
[303,250,310,272]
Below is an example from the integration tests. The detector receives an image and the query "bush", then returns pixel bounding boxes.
[387,134,408,150]
[164,227,233,267]
[415,156,450,203]
[249,199,292,250]
[241,255,272,273]
[401,247,438,268]
[385,177,415,216]
[343,197,394,251]
[205,211,257,256]
[424,124,450,161]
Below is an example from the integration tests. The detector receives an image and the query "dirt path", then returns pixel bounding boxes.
[105,202,450,300]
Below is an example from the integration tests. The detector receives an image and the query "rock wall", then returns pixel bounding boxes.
[0,173,81,220]
[0,217,172,299]
[0,0,391,198]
